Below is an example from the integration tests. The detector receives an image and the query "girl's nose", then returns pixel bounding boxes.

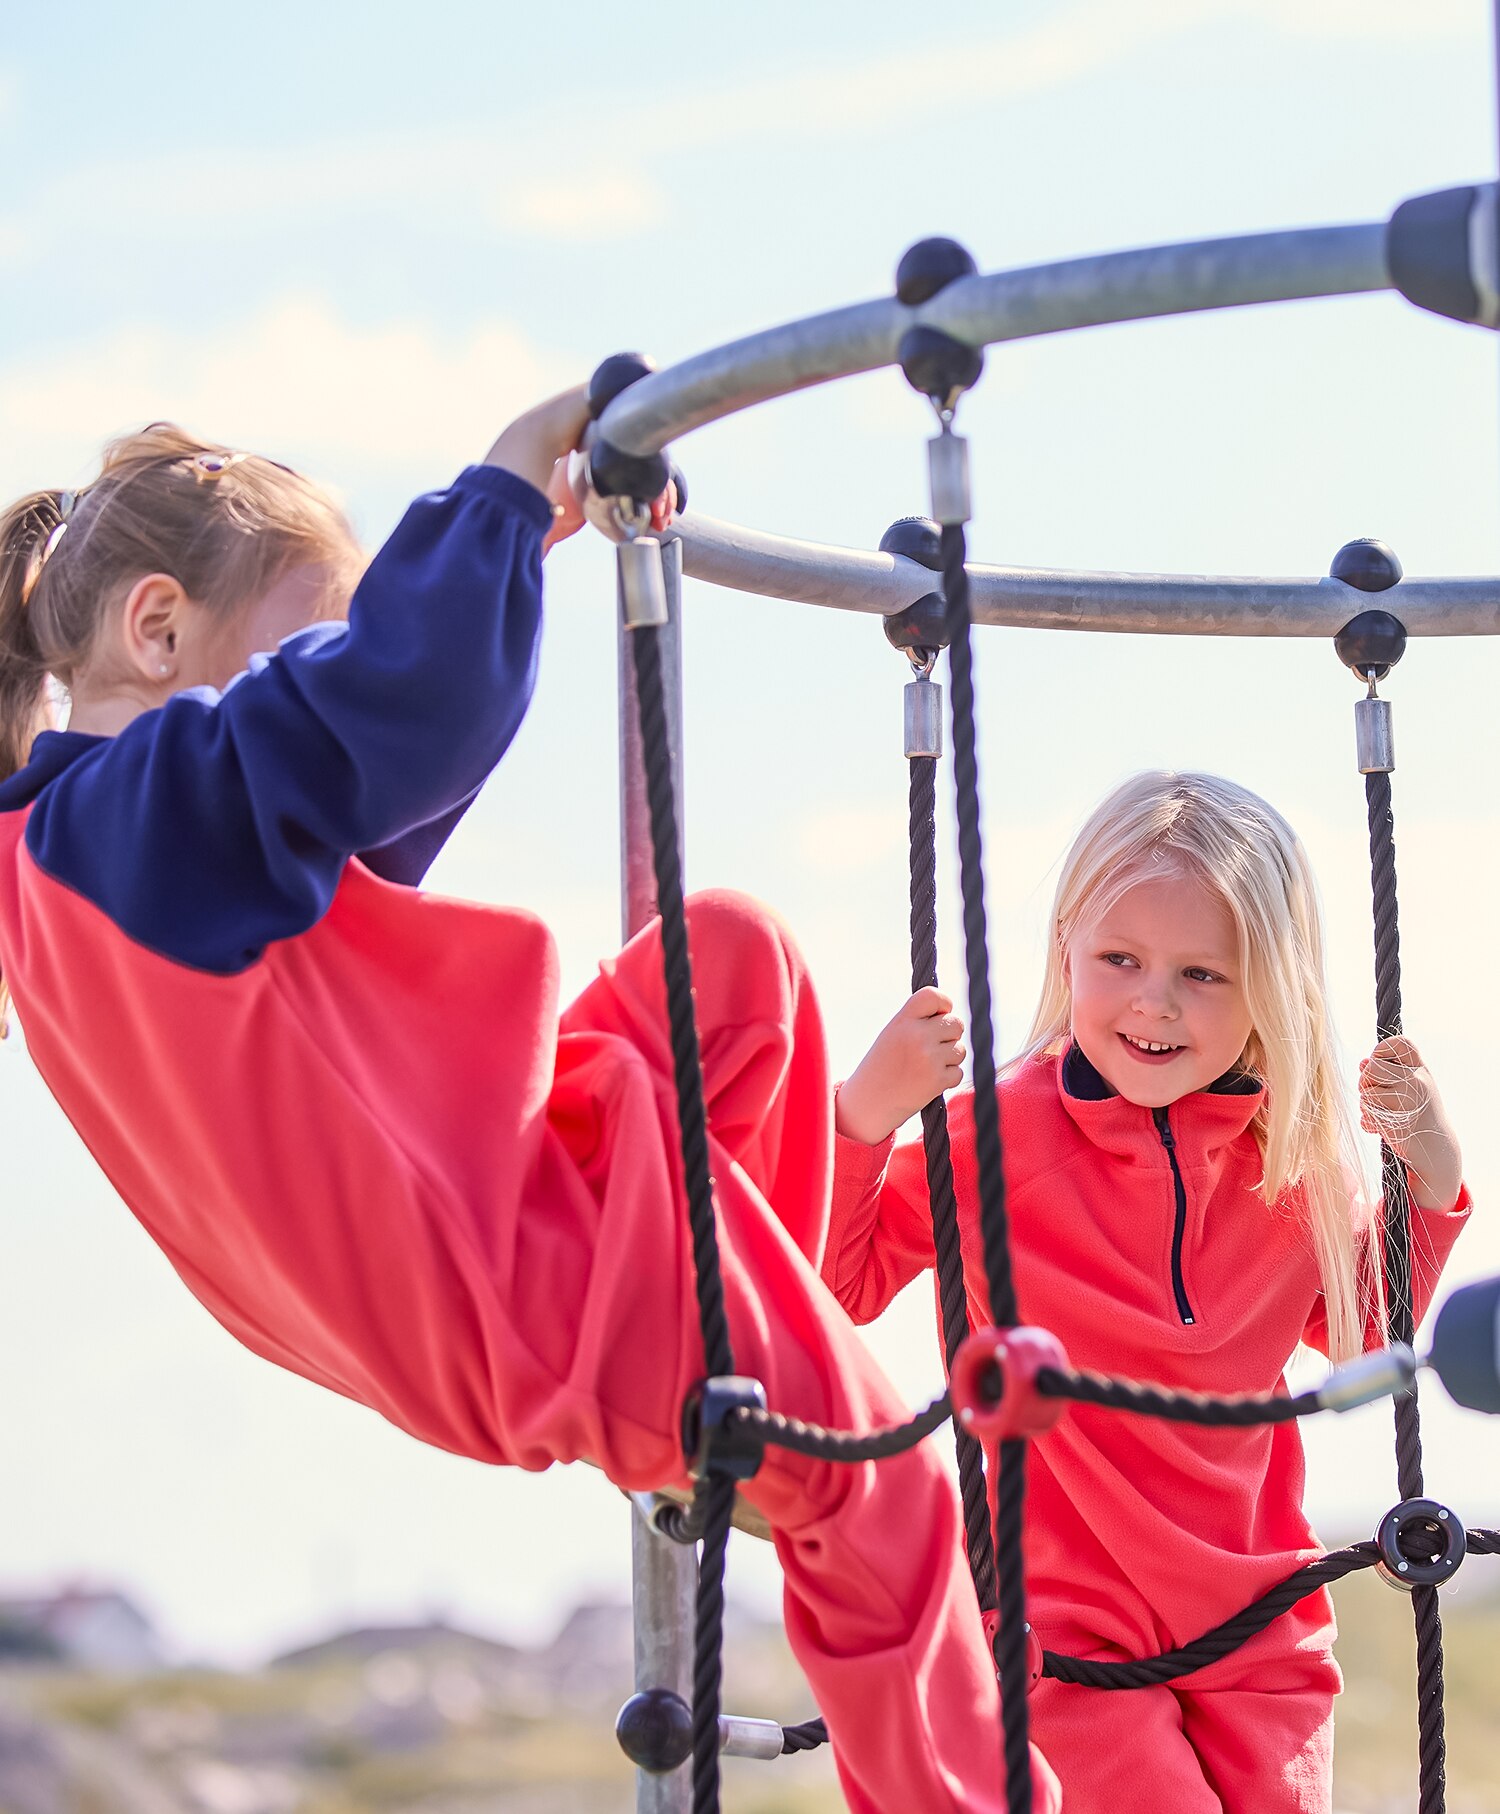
[1132,977,1179,1019]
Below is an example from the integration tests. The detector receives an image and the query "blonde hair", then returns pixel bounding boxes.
[0,423,362,782]
[1020,771,1378,1362]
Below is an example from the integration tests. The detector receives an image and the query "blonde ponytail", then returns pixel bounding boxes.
[0,491,68,781]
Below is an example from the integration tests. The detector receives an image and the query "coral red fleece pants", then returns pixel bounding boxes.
[557,890,1058,1814]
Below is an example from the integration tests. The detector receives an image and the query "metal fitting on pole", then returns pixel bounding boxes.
[905,674,944,758]
[927,424,972,527]
[618,532,670,629]
[1355,685,1396,775]
[1315,1343,1417,1413]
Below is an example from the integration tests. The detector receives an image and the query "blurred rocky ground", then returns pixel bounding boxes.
[0,1562,1495,1812]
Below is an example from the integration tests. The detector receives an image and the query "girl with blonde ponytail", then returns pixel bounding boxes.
[825,769,1471,1814]
[0,401,1060,1814]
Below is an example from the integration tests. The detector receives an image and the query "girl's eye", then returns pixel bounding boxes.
[1101,952,1135,968]
[1185,967,1223,985]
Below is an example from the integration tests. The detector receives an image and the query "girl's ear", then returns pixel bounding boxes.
[118,572,191,685]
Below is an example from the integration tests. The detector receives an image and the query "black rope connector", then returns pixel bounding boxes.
[896,236,979,306]
[684,1376,769,1481]
[880,515,944,569]
[1375,1499,1467,1591]
[588,439,672,504]
[899,326,985,408]
[1335,610,1408,684]
[588,351,656,417]
[1330,536,1404,594]
[617,1687,694,1773]
[1331,539,1407,683]
[586,350,672,502]
[952,1327,1071,1442]
[880,517,950,660]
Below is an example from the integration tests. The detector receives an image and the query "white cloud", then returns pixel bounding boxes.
[0,298,573,498]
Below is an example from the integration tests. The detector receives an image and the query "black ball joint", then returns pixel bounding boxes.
[895,238,984,406]
[616,1687,694,1773]
[586,351,673,503]
[879,516,942,571]
[896,237,978,307]
[1331,538,1403,594]
[879,518,948,657]
[1330,541,1406,682]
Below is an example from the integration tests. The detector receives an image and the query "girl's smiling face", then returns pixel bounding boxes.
[1064,870,1255,1107]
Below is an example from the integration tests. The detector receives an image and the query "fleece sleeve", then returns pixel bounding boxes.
[1303,1183,1472,1356]
[25,464,550,972]
[820,1095,942,1324]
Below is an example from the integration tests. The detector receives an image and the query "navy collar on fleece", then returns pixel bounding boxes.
[0,729,111,811]
[1060,1041,1261,1101]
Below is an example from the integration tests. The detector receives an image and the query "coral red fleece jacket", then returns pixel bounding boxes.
[824,1045,1471,1663]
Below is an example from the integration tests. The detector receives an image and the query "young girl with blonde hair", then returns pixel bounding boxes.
[827,769,1469,1813]
[0,397,1060,1814]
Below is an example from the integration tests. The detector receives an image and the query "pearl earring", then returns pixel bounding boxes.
[159,664,170,676]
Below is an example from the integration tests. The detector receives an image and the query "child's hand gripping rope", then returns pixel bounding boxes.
[1358,1034,1463,1211]
[836,987,966,1145]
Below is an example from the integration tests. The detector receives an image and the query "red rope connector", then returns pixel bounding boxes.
[981,1608,1045,1694]
[951,1325,1070,1441]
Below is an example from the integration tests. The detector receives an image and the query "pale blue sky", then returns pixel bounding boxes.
[2,0,1499,1665]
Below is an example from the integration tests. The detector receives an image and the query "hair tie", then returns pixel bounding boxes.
[18,492,76,608]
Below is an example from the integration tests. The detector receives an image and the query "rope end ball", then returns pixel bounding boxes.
[952,1326,1071,1442]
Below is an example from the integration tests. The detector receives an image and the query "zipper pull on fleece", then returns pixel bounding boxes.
[1153,1105,1175,1149]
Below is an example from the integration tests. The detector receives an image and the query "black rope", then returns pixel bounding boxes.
[1363,767,1447,1814]
[909,749,1000,1612]
[690,1475,736,1814]
[1044,1544,1380,1688]
[780,1718,830,1754]
[629,618,736,1814]
[1036,1367,1323,1426]
[630,623,733,1384]
[940,516,1032,1814]
[739,1392,953,1461]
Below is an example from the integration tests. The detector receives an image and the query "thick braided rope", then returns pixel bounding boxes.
[741,1392,953,1460]
[631,623,734,1383]
[629,620,737,1813]
[690,1475,737,1814]
[1364,767,1446,1814]
[909,752,1000,1611]
[940,518,1031,1814]
[1044,1528,1500,1692]
[1037,1367,1323,1425]
[1044,1544,1380,1687]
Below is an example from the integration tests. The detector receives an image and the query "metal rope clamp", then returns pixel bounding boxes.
[951,1326,1071,1442]
[682,1375,769,1481]
[1374,1497,1466,1590]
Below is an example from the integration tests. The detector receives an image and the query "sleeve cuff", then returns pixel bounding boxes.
[452,463,555,533]
[1418,1181,1473,1220]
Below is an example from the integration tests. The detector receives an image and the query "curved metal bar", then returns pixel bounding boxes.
[599,222,1390,457]
[674,512,1500,638]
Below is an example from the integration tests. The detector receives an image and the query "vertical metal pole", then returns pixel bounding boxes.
[620,533,694,1814]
